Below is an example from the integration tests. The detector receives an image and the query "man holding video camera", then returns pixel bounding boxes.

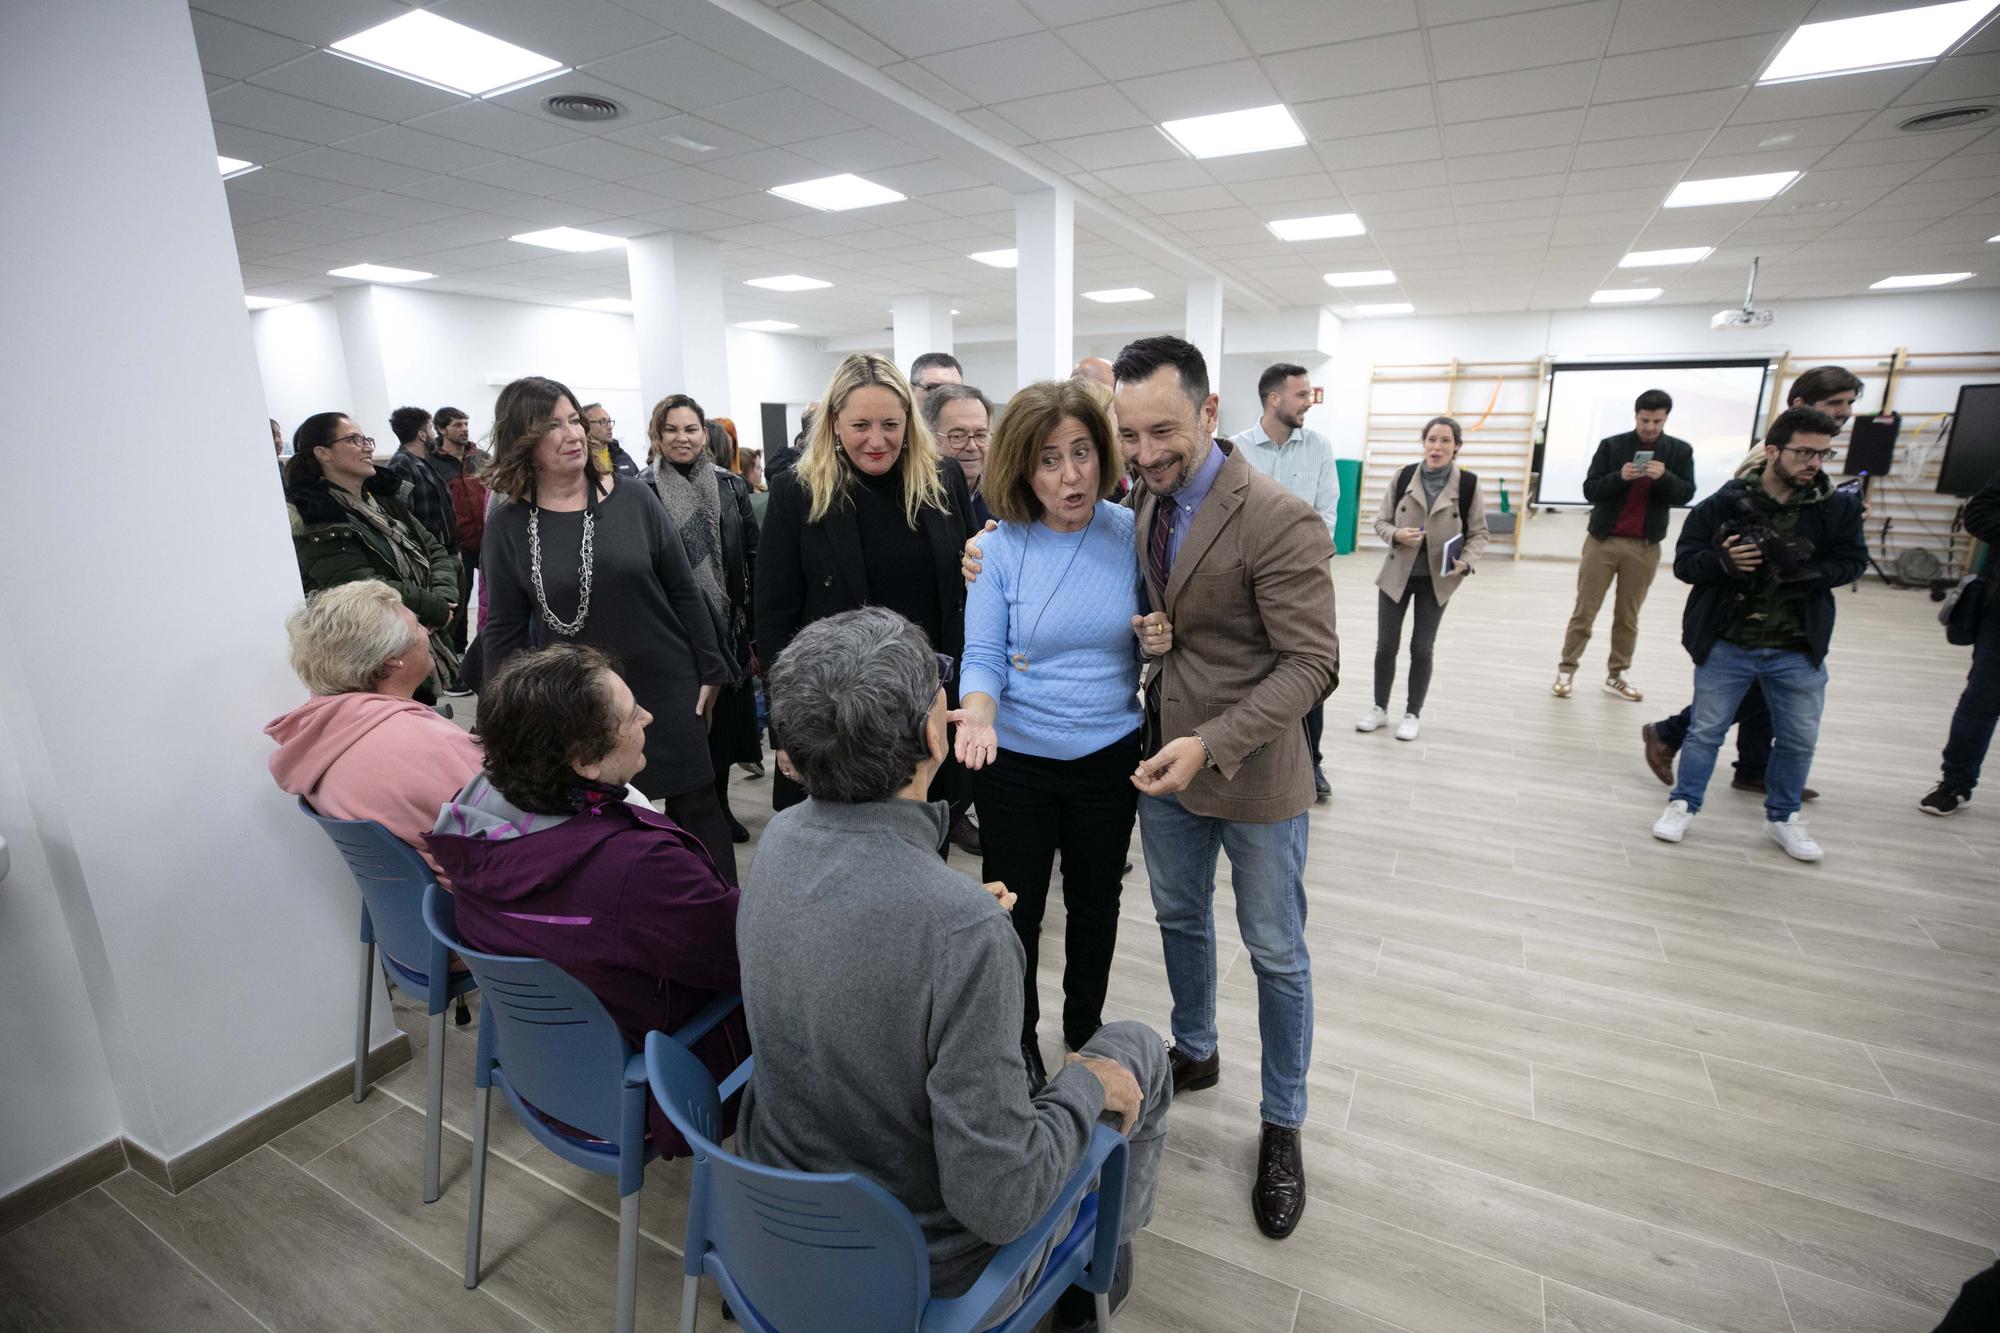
[1651,407,1867,861]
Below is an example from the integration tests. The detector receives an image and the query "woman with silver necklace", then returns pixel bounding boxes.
[952,380,1173,1088]
[472,375,741,882]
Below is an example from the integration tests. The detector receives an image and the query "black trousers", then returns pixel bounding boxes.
[660,781,737,887]
[1655,682,1774,777]
[1375,580,1446,715]
[973,730,1141,1052]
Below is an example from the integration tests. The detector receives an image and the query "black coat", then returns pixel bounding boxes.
[1674,471,1868,668]
[1964,467,2000,608]
[1581,430,1697,542]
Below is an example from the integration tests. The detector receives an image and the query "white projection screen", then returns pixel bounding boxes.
[1540,360,1771,507]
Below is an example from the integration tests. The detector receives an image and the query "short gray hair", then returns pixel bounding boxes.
[922,382,992,431]
[767,608,939,803]
[285,581,418,695]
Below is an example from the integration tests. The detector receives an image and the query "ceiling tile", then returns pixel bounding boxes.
[525,136,681,183]
[1057,0,1249,79]
[1123,183,1243,213]
[704,89,867,146]
[1606,0,1807,54]
[483,72,678,131]
[821,0,1044,59]
[1562,161,1687,193]
[868,159,992,195]
[1592,33,1780,102]
[985,85,1154,141]
[1045,126,1183,171]
[1428,1,1616,81]
[1815,132,1976,169]
[278,145,433,190]
[619,164,753,202]
[1703,112,1871,155]
[1225,171,1341,204]
[248,52,465,123]
[1224,0,1420,54]
[1116,60,1281,120]
[1582,88,1740,140]
[1893,51,2000,107]
[211,124,318,166]
[228,168,372,206]
[426,0,672,64]
[1451,172,1567,203]
[589,37,782,110]
[919,32,1106,103]
[600,113,767,163]
[1440,108,1583,155]
[1437,61,1597,122]
[1314,126,1443,172]
[1337,159,1451,192]
[209,83,388,144]
[189,10,312,79]
[1093,159,1220,196]
[1293,86,1438,141]
[1263,31,1429,102]
[339,125,509,174]
[703,146,838,188]
[956,108,1036,146]
[779,1,902,66]
[1569,129,1713,168]
[1730,66,1926,125]
[1447,145,1574,183]
[333,191,468,223]
[189,0,411,48]
[1201,145,1328,183]
[408,101,589,155]
[456,156,601,196]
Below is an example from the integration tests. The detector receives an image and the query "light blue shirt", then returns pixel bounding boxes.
[960,501,1144,760]
[1163,437,1229,570]
[1232,421,1340,543]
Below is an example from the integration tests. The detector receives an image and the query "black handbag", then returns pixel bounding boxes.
[1941,574,1987,646]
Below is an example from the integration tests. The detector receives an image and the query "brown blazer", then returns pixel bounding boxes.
[1137,442,1339,823]
[1372,463,1489,606]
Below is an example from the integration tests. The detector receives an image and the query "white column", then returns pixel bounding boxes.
[0,0,401,1176]
[1015,188,1074,387]
[1185,275,1225,391]
[331,285,391,440]
[892,294,954,381]
[628,232,731,416]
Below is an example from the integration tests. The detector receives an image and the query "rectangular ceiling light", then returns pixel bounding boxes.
[511,227,625,252]
[1665,172,1801,207]
[1591,287,1663,304]
[244,295,288,309]
[217,154,259,178]
[769,174,906,212]
[1160,104,1306,160]
[1083,288,1155,303]
[1353,302,1414,315]
[575,297,634,312]
[968,248,1019,268]
[330,11,565,96]
[1268,213,1366,242]
[1620,247,1712,267]
[328,263,433,283]
[1869,272,1974,288]
[1759,0,1995,84]
[745,275,833,291]
[1323,270,1396,287]
[736,319,800,332]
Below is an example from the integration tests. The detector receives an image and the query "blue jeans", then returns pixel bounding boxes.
[1941,600,2000,792]
[1139,792,1312,1129]
[1670,641,1827,819]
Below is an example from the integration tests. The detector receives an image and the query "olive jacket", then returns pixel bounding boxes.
[287,471,460,628]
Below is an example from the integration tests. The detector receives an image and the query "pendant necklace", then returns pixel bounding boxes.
[1010,508,1096,672]
[528,482,597,636]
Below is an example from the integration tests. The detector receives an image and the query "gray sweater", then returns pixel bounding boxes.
[737,796,1106,1298]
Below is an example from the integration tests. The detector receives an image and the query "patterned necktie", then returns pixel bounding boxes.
[1148,497,1177,594]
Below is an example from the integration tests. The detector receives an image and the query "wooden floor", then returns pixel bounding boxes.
[5,552,1996,1332]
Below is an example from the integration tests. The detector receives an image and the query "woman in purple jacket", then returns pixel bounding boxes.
[426,643,748,1153]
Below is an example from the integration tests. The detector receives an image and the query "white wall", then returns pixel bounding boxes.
[253,300,350,446]
[723,327,845,458]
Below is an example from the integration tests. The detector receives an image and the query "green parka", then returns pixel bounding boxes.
[285,469,460,627]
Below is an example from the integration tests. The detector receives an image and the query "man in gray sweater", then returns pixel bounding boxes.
[742,607,1170,1328]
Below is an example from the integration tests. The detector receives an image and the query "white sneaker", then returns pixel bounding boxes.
[1394,713,1421,741]
[1356,705,1388,732]
[1652,799,1695,842]
[1765,813,1823,862]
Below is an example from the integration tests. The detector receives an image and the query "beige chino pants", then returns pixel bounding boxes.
[1559,534,1661,674]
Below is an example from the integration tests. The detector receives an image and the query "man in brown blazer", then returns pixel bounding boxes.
[1118,336,1338,1241]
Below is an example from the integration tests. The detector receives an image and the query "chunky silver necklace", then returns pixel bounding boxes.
[528,504,594,636]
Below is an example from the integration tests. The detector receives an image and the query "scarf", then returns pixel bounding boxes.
[649,450,735,668]
[329,484,464,689]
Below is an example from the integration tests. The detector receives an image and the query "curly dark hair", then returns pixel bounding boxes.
[476,644,626,814]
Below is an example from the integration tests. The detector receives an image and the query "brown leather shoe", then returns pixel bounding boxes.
[1640,723,1676,785]
[1731,775,1819,801]
[1252,1123,1306,1239]
[1167,1043,1218,1094]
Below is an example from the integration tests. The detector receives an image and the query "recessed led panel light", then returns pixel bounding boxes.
[328,263,434,283]
[511,227,625,252]
[768,174,906,212]
[968,248,1019,268]
[244,295,288,309]
[575,297,634,312]
[1759,0,1993,84]
[1160,104,1306,160]
[218,155,259,178]
[1268,213,1366,242]
[1591,287,1663,304]
[736,320,800,332]
[1664,172,1801,207]
[745,275,833,291]
[1323,270,1396,287]
[331,11,565,96]
[1083,288,1155,303]
[1620,247,1712,267]
[1354,302,1414,316]
[1869,272,1973,288]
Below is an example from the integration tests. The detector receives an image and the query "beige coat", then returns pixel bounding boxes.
[1137,443,1339,823]
[1373,463,1489,605]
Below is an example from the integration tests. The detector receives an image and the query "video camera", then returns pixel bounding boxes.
[1716,493,1816,589]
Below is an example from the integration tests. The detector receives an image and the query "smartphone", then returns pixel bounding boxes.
[1632,450,1654,467]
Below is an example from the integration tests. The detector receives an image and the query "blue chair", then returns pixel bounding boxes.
[298,796,477,1204]
[644,1030,1129,1333]
[423,885,744,1333]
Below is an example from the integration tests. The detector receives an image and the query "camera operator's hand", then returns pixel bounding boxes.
[1722,534,1764,574]
[1643,459,1666,480]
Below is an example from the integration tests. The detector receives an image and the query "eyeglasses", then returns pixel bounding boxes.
[942,430,990,449]
[329,433,375,450]
[934,652,956,685]
[590,417,614,427]
[1780,445,1837,462]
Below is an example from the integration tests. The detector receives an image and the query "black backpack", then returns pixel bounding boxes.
[1394,463,1476,519]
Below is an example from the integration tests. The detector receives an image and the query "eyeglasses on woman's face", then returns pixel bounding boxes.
[328,432,374,451]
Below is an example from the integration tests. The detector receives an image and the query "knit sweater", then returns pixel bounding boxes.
[959,501,1144,760]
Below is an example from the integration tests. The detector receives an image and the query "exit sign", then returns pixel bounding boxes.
[1312,386,1324,404]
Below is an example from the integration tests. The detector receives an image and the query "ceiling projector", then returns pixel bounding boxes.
[1713,256,1774,329]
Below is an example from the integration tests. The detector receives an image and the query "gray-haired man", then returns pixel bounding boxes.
[741,607,1169,1329]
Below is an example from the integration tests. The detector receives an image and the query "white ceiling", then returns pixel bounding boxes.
[205,0,2000,335]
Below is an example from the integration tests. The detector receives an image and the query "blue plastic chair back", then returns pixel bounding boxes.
[646,1033,931,1331]
[298,795,452,998]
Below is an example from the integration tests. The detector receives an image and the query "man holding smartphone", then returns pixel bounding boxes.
[1553,389,1696,701]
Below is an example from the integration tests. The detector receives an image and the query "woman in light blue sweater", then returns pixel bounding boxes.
[954,379,1171,1088]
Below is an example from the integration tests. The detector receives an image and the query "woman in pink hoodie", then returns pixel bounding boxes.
[267,580,483,872]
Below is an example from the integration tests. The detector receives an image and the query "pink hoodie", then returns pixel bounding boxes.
[266,693,484,875]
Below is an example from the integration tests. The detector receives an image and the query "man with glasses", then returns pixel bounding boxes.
[910,351,963,394]
[924,383,995,525]
[582,402,639,477]
[1651,407,1866,861]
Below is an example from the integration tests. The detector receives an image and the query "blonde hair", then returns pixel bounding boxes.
[285,581,417,696]
[983,381,1121,524]
[796,353,948,526]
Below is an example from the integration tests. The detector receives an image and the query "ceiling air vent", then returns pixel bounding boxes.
[1897,105,1993,133]
[542,93,623,123]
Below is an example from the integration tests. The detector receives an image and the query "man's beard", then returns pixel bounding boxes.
[1277,409,1303,432]
[1142,454,1194,496]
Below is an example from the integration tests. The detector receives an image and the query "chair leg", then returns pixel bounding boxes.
[1096,1292,1112,1329]
[423,1009,446,1203]
[463,1083,490,1289]
[353,941,376,1103]
[679,1273,700,1333]
[615,1190,641,1333]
